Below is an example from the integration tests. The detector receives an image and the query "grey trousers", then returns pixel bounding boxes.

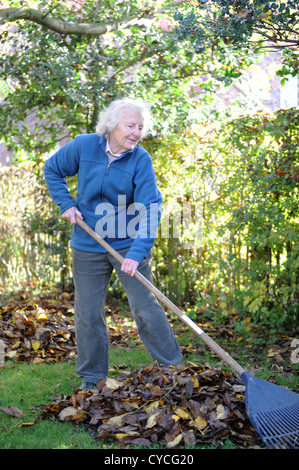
[72,248,183,382]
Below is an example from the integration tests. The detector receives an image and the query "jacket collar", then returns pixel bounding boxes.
[99,136,135,159]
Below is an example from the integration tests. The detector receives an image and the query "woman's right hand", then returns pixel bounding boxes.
[62,206,83,224]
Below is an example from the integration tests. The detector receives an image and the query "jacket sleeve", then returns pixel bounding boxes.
[43,138,80,214]
[125,152,163,263]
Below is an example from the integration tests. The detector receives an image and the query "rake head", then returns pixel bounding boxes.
[241,372,299,449]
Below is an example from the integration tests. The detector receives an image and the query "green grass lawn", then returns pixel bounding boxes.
[0,347,154,449]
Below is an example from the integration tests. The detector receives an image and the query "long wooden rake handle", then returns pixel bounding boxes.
[75,216,245,377]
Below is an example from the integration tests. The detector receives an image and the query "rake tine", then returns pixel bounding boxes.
[254,404,299,449]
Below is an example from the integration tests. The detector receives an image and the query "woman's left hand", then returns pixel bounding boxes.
[121,258,139,277]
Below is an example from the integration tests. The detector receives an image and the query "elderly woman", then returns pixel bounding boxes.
[44,98,182,390]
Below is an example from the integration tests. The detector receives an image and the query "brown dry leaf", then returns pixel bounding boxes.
[0,405,24,418]
[166,433,183,448]
[17,418,39,428]
[192,377,199,388]
[171,414,180,422]
[145,411,160,429]
[58,406,78,421]
[151,385,163,396]
[106,414,126,426]
[215,404,230,420]
[32,340,41,351]
[70,410,88,422]
[115,433,129,441]
[144,400,159,414]
[69,394,77,407]
[125,437,151,446]
[174,408,191,419]
[182,429,196,446]
[194,415,208,430]
[105,377,123,391]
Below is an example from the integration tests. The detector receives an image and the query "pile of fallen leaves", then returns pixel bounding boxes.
[41,361,262,449]
[1,288,296,372]
[0,291,77,363]
[0,290,140,364]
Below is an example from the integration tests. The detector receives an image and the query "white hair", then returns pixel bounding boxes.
[96,98,152,139]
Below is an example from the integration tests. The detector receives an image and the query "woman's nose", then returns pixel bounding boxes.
[132,128,141,138]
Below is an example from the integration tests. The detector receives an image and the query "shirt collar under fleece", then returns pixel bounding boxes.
[105,140,121,158]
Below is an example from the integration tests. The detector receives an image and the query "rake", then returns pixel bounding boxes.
[75,216,299,449]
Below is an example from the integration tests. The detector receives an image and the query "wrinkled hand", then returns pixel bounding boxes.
[121,258,139,277]
[62,206,83,224]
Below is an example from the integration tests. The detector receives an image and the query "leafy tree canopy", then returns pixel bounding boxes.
[174,0,299,80]
[0,0,253,157]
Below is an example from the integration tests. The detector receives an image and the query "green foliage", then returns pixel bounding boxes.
[0,162,73,288]
[150,107,298,329]
[0,0,220,156]
[174,0,299,82]
[220,109,299,328]
[174,0,299,49]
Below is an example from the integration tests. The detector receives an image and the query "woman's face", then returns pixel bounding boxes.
[109,111,144,155]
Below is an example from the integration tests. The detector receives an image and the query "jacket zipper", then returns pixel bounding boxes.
[102,149,131,194]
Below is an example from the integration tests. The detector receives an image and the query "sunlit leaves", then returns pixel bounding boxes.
[174,0,299,50]
[213,108,299,327]
[173,0,299,82]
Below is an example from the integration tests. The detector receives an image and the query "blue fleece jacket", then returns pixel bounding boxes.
[44,134,162,264]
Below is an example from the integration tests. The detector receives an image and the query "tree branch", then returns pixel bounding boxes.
[0,1,185,35]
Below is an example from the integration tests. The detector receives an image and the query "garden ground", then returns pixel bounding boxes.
[0,285,298,450]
